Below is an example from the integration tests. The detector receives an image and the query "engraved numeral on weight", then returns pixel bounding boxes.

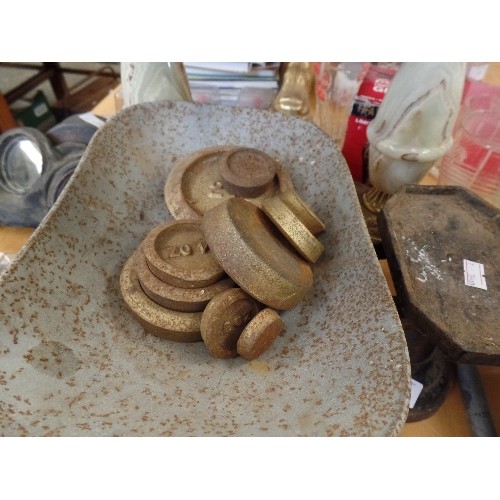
[208,180,224,198]
[166,241,209,258]
[197,242,209,254]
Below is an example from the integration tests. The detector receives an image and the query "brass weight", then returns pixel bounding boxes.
[280,188,325,235]
[237,308,285,360]
[164,145,294,220]
[120,251,202,342]
[142,220,225,289]
[136,247,235,312]
[218,147,278,198]
[202,197,313,310]
[200,288,261,359]
[262,196,324,264]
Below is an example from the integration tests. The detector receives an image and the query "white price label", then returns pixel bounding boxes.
[409,378,423,409]
[463,259,487,290]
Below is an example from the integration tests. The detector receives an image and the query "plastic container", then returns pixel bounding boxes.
[438,109,500,208]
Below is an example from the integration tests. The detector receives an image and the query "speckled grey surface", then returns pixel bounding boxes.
[0,101,410,436]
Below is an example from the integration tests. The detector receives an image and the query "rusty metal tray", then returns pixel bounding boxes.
[0,102,409,436]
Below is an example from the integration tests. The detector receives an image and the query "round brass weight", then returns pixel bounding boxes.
[219,147,278,198]
[142,220,225,289]
[164,145,294,220]
[280,188,325,235]
[200,288,260,359]
[136,247,235,312]
[202,197,313,310]
[165,146,234,220]
[262,196,324,264]
[237,308,285,360]
[119,251,202,342]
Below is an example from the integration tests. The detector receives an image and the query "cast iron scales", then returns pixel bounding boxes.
[378,185,499,428]
[379,185,499,364]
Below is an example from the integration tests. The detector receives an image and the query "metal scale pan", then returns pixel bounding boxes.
[0,102,410,436]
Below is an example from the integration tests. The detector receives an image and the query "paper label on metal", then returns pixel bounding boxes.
[463,259,487,290]
[409,378,423,409]
[78,112,105,128]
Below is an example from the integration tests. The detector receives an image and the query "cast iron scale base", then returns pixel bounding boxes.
[375,185,499,432]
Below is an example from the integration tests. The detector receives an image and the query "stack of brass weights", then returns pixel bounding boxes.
[120,146,325,360]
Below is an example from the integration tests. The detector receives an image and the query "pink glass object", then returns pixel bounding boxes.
[438,109,500,208]
[466,92,500,113]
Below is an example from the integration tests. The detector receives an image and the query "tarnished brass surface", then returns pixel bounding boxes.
[237,308,285,360]
[142,220,225,289]
[119,251,202,342]
[164,145,294,220]
[362,185,391,214]
[202,197,313,310]
[219,147,277,198]
[355,181,383,252]
[262,196,324,264]
[200,288,260,359]
[280,188,325,235]
[136,247,235,312]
